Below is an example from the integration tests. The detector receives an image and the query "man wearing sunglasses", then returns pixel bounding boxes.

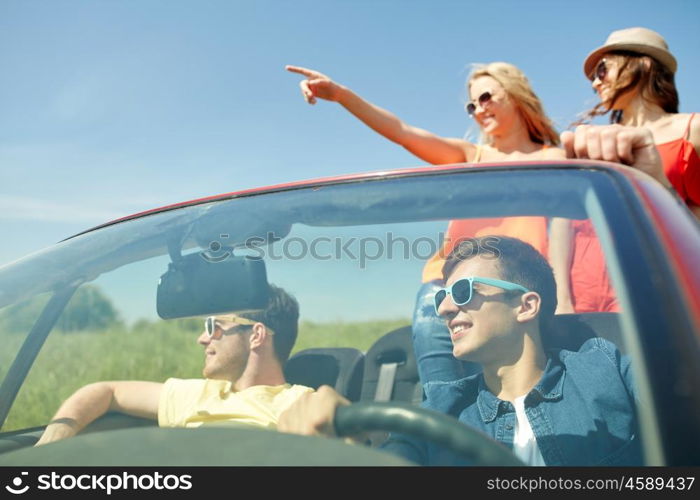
[279,237,641,466]
[37,284,312,445]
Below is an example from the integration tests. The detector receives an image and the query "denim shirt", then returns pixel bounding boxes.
[382,337,643,466]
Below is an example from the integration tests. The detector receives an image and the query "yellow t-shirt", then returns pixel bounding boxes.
[157,378,314,429]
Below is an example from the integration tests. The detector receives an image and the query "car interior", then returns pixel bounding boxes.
[0,164,695,464]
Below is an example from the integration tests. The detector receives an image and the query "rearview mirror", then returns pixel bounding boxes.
[156,253,269,319]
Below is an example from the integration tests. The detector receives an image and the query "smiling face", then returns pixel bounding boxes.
[437,255,524,365]
[468,76,520,139]
[590,54,637,110]
[197,319,251,381]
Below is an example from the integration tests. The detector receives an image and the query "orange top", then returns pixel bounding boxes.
[421,145,550,283]
[421,216,549,282]
[568,219,620,313]
[656,113,700,206]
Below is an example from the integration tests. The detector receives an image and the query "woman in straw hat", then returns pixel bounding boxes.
[286,62,565,383]
[582,26,699,215]
[551,27,699,314]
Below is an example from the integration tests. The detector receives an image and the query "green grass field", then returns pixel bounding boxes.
[0,318,409,431]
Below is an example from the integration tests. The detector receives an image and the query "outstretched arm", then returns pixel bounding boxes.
[286,65,473,165]
[35,381,163,446]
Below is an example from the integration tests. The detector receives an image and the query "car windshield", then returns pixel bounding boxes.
[0,164,685,465]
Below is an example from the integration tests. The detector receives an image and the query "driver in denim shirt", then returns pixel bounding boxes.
[279,235,642,466]
[383,235,641,465]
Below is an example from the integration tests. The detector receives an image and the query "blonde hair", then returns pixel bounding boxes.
[468,62,560,146]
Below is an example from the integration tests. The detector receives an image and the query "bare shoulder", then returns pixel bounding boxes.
[647,113,695,144]
[667,113,697,137]
[686,113,700,151]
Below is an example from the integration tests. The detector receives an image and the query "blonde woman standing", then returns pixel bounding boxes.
[287,62,565,386]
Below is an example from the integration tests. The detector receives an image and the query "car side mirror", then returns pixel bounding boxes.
[156,253,269,319]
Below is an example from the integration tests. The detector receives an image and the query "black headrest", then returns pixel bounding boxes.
[284,348,365,402]
[363,326,417,378]
[547,312,624,353]
[361,326,420,403]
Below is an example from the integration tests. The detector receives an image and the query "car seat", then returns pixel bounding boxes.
[284,347,365,402]
[360,326,422,404]
[547,312,624,353]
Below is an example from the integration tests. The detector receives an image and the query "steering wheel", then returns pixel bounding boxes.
[0,403,523,466]
[335,401,524,466]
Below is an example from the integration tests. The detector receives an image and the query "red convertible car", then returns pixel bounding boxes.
[0,160,698,466]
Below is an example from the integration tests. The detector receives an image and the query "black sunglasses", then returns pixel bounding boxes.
[591,59,607,82]
[465,91,493,115]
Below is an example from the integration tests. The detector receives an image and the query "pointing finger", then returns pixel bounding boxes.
[286,65,319,78]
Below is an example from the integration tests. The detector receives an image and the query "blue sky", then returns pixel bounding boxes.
[2,0,699,265]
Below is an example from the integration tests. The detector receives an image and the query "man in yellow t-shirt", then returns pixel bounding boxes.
[36,284,313,445]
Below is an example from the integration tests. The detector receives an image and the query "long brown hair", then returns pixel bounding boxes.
[581,51,679,124]
[469,62,560,146]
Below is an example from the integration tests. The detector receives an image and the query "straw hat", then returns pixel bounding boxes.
[583,27,677,77]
